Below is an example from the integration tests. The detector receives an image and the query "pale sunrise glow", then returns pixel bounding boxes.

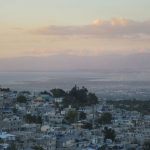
[0,0,150,58]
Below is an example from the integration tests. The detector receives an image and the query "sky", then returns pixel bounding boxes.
[0,0,150,58]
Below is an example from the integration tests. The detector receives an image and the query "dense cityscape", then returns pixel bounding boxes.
[0,86,149,150]
[1,0,150,150]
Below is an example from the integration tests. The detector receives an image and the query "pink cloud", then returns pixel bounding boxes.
[92,18,129,26]
[30,18,150,39]
[92,19,105,26]
[110,18,129,26]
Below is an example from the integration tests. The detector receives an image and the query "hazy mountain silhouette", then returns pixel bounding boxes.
[0,53,150,72]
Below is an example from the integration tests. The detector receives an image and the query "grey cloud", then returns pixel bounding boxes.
[31,19,150,39]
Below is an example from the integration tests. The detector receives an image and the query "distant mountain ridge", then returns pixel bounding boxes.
[0,53,150,71]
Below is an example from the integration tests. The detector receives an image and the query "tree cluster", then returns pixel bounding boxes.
[24,114,42,124]
[64,110,77,124]
[81,122,93,130]
[17,95,27,103]
[107,100,150,115]
[102,127,116,142]
[6,143,17,150]
[61,85,98,108]
[143,141,150,150]
[50,88,66,98]
[64,110,86,124]
[0,88,10,92]
[40,91,51,96]
[96,112,112,125]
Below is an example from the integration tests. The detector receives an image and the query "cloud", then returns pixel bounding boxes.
[30,18,150,39]
[92,18,129,26]
[92,19,105,26]
[110,18,129,26]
